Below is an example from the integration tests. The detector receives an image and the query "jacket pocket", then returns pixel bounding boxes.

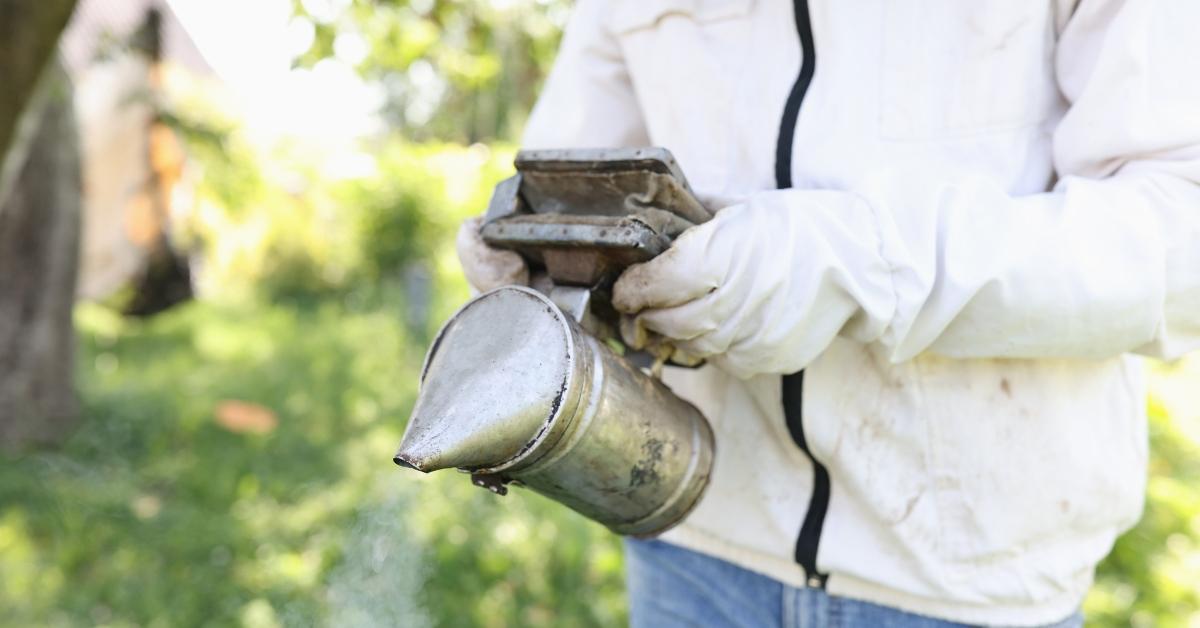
[879,1,1060,140]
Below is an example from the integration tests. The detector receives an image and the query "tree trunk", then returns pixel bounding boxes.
[0,62,83,450]
[0,0,78,206]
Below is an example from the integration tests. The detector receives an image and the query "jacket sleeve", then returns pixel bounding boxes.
[759,0,1200,366]
[520,0,649,149]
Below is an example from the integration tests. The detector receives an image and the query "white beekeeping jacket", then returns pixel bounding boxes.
[522,0,1200,625]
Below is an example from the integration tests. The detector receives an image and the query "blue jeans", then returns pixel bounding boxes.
[625,539,1083,628]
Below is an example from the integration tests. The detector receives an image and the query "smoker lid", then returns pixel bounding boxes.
[394,286,574,472]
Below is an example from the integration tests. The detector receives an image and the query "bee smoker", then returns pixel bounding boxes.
[393,148,715,536]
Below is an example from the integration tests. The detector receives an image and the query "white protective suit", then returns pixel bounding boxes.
[478,0,1200,624]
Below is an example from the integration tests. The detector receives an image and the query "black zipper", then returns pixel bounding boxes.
[774,0,829,589]
[783,371,830,588]
[774,0,816,190]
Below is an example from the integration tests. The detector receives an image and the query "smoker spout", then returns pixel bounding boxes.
[391,454,422,471]
[391,431,455,473]
[391,287,579,477]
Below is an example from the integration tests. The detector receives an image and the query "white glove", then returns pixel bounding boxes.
[611,191,894,379]
[455,216,529,294]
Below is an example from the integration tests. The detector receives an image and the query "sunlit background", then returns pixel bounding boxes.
[1,1,1198,626]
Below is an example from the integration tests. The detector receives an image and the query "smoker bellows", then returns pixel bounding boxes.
[393,148,715,537]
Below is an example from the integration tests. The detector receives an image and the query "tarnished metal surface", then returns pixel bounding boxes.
[396,287,573,472]
[479,147,711,360]
[513,147,706,222]
[481,147,711,292]
[483,214,668,286]
[394,148,716,537]
[395,286,714,537]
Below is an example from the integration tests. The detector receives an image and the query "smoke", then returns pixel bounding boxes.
[324,491,432,628]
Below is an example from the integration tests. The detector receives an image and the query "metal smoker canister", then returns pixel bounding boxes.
[393,285,714,536]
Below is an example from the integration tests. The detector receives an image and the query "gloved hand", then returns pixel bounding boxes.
[611,191,894,379]
[455,216,529,294]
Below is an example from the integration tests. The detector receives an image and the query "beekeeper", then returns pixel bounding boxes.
[457,1,1200,626]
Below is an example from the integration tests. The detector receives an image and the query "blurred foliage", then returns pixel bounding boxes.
[291,0,569,143]
[345,142,512,282]
[179,133,507,311]
[1086,360,1200,627]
